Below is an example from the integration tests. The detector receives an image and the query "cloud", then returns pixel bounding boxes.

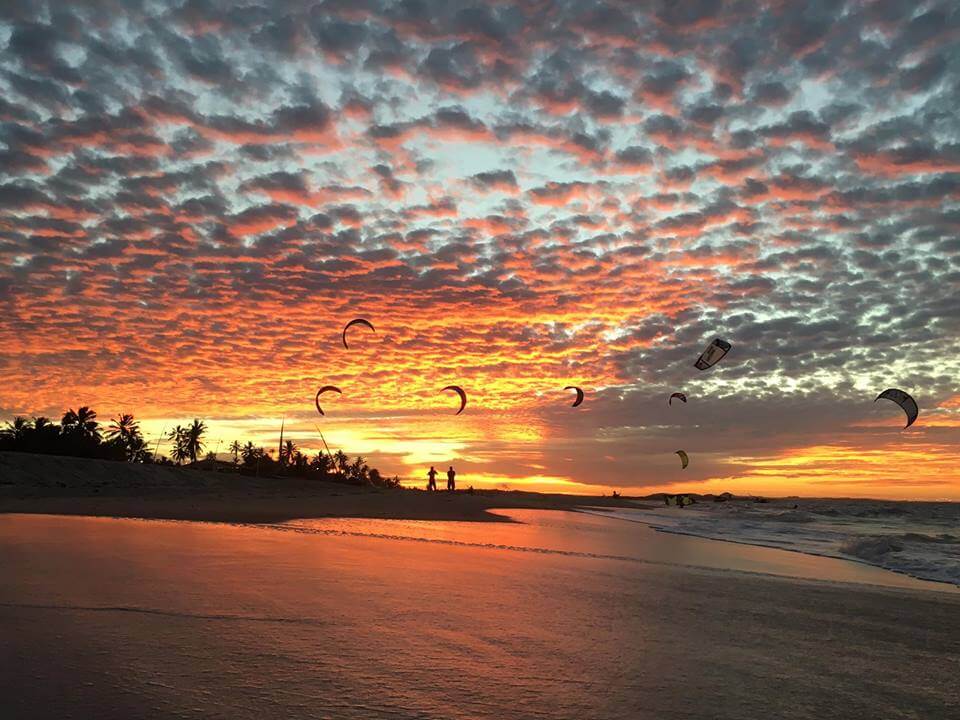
[0,0,958,498]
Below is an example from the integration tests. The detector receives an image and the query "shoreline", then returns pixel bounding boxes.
[3,510,954,599]
[5,451,958,592]
[582,508,960,591]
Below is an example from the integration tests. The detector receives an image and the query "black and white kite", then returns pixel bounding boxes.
[694,338,731,370]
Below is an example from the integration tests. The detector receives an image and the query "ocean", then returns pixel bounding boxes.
[581,498,960,586]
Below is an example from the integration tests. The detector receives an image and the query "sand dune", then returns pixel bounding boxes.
[0,451,634,523]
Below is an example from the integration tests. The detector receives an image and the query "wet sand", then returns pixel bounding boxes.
[0,451,636,523]
[2,512,959,720]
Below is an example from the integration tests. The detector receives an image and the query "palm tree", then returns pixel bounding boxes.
[32,416,56,434]
[333,449,350,476]
[0,416,32,447]
[282,439,297,466]
[310,452,332,476]
[28,416,62,454]
[185,419,206,464]
[107,413,139,443]
[240,441,257,464]
[127,434,151,463]
[61,406,100,441]
[349,455,369,484]
[292,450,308,472]
[229,440,242,464]
[107,413,144,461]
[29,416,60,451]
[168,425,189,465]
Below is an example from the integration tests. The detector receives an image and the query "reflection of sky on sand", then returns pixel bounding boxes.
[276,509,950,591]
[4,510,959,718]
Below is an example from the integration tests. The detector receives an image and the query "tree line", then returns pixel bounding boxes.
[0,407,400,488]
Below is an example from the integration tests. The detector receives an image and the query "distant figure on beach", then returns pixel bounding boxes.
[447,466,456,491]
[427,466,438,491]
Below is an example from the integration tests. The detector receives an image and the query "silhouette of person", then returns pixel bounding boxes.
[427,466,438,491]
[447,466,456,491]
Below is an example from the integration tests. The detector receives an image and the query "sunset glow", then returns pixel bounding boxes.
[2,1,959,498]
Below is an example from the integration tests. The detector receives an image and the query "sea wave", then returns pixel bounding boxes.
[585,501,960,587]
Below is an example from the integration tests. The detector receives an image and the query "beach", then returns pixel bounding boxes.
[0,451,634,523]
[2,511,959,720]
[3,453,960,718]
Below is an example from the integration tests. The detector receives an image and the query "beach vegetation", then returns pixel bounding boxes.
[1,409,145,462]
[1,408,401,488]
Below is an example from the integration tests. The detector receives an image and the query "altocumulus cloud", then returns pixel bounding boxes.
[0,0,959,496]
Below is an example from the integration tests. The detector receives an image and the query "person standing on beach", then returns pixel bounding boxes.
[447,466,456,491]
[427,466,438,491]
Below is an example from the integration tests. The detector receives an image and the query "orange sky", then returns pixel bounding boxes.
[1,0,959,500]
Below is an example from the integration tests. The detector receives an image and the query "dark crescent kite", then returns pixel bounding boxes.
[440,385,467,415]
[315,385,342,416]
[675,450,689,469]
[669,392,687,405]
[564,386,585,407]
[342,318,375,349]
[875,388,919,429]
[694,338,731,370]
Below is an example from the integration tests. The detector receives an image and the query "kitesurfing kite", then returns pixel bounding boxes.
[694,338,731,370]
[675,450,689,469]
[669,392,687,405]
[875,388,919,429]
[314,385,342,416]
[565,386,585,407]
[342,318,375,349]
[440,385,467,415]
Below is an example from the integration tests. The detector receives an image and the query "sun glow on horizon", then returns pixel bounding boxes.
[2,0,960,502]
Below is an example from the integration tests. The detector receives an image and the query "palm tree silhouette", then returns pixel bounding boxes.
[107,414,146,461]
[107,414,139,443]
[333,449,350,477]
[61,407,100,441]
[186,419,206,464]
[282,439,297,465]
[32,416,55,433]
[229,440,242,464]
[167,425,188,465]
[240,441,257,464]
[0,416,32,445]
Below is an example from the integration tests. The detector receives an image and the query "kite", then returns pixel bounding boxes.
[342,318,375,349]
[694,338,731,370]
[669,392,687,405]
[875,388,919,429]
[675,450,689,469]
[440,385,467,415]
[565,386,585,407]
[314,385,342,416]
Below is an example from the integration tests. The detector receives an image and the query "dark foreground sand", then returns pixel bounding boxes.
[0,451,637,523]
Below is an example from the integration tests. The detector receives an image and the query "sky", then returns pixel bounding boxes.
[1,0,959,499]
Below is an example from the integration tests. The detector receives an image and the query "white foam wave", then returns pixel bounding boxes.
[585,500,960,587]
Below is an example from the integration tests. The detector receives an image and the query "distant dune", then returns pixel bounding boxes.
[0,452,637,524]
